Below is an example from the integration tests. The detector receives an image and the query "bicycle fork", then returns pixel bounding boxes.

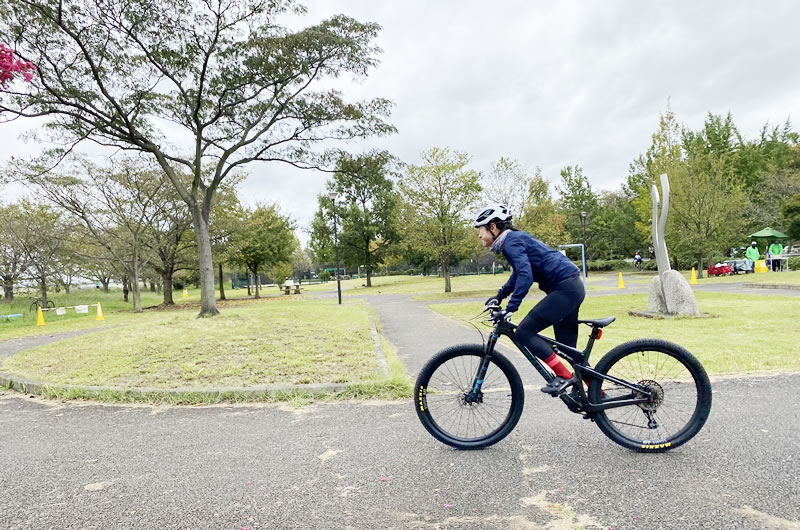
[469,333,500,394]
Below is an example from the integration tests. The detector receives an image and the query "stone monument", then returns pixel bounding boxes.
[648,174,700,316]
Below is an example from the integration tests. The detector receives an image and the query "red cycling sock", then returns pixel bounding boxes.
[544,353,572,380]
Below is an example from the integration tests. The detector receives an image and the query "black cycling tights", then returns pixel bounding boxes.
[515,275,586,360]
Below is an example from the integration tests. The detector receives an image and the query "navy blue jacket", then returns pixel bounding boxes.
[496,231,580,312]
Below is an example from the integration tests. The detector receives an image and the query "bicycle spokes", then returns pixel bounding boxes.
[599,349,700,443]
[424,355,514,441]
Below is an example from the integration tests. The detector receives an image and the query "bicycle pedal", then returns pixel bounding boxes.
[540,376,575,396]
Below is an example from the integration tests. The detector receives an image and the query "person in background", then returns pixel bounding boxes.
[634,251,643,270]
[768,240,784,271]
[745,241,760,273]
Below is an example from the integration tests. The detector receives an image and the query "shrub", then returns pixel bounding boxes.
[319,270,331,282]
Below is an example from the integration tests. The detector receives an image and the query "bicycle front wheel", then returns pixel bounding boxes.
[589,339,712,453]
[415,345,524,450]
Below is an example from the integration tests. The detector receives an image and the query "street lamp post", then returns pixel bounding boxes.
[328,192,342,305]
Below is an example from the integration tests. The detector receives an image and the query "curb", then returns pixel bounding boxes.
[743,283,800,290]
[0,371,351,399]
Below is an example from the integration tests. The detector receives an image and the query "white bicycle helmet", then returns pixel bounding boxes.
[473,203,512,228]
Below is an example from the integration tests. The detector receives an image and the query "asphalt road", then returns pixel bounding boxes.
[2,289,799,529]
[2,371,799,529]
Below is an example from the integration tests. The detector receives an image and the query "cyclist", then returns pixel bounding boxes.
[475,203,586,394]
[634,251,643,270]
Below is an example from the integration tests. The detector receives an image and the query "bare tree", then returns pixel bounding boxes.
[33,159,166,312]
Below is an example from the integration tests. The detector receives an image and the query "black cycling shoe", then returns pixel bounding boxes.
[540,376,576,396]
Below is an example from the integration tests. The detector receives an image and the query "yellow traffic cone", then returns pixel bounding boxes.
[96,301,104,321]
[690,268,697,285]
[182,289,189,298]
[36,306,45,326]
[618,272,625,289]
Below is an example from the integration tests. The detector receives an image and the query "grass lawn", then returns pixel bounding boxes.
[300,272,617,301]
[428,291,800,375]
[2,296,411,402]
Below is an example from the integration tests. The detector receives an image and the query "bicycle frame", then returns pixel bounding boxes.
[470,319,654,413]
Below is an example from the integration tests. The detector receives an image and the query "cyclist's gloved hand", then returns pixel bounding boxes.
[484,297,499,308]
[496,310,514,323]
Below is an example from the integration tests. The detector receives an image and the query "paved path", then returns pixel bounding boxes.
[2,372,799,529]
[2,289,800,528]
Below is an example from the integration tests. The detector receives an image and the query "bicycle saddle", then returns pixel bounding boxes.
[578,316,616,328]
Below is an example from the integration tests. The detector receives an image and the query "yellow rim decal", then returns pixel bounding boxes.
[641,442,671,450]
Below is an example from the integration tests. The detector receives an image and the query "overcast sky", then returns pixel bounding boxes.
[2,1,799,245]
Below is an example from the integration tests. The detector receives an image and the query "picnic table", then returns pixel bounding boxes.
[282,282,302,295]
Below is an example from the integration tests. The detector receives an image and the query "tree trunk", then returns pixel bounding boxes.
[122,277,129,302]
[157,282,162,294]
[2,280,14,303]
[253,266,261,299]
[162,272,175,305]
[131,254,142,313]
[101,278,110,293]
[190,206,219,316]
[443,260,451,293]
[218,262,226,300]
[150,281,156,292]
[40,278,48,308]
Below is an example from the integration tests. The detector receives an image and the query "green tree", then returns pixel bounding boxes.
[326,151,399,287]
[667,146,747,277]
[309,203,335,266]
[782,194,800,240]
[230,204,296,298]
[516,170,569,248]
[0,0,394,316]
[556,165,599,257]
[4,200,66,307]
[398,147,482,293]
[0,203,28,302]
[627,104,686,252]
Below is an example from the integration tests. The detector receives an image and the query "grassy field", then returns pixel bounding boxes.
[428,291,800,375]
[0,286,283,340]
[299,272,619,300]
[2,296,411,402]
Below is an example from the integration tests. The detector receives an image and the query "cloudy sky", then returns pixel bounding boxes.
[2,1,799,245]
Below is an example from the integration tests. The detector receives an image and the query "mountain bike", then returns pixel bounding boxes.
[29,297,56,312]
[414,305,712,452]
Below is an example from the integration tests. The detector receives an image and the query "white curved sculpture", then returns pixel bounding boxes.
[648,174,699,316]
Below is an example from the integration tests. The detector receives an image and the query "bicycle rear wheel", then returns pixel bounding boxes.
[589,339,712,452]
[415,345,524,450]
